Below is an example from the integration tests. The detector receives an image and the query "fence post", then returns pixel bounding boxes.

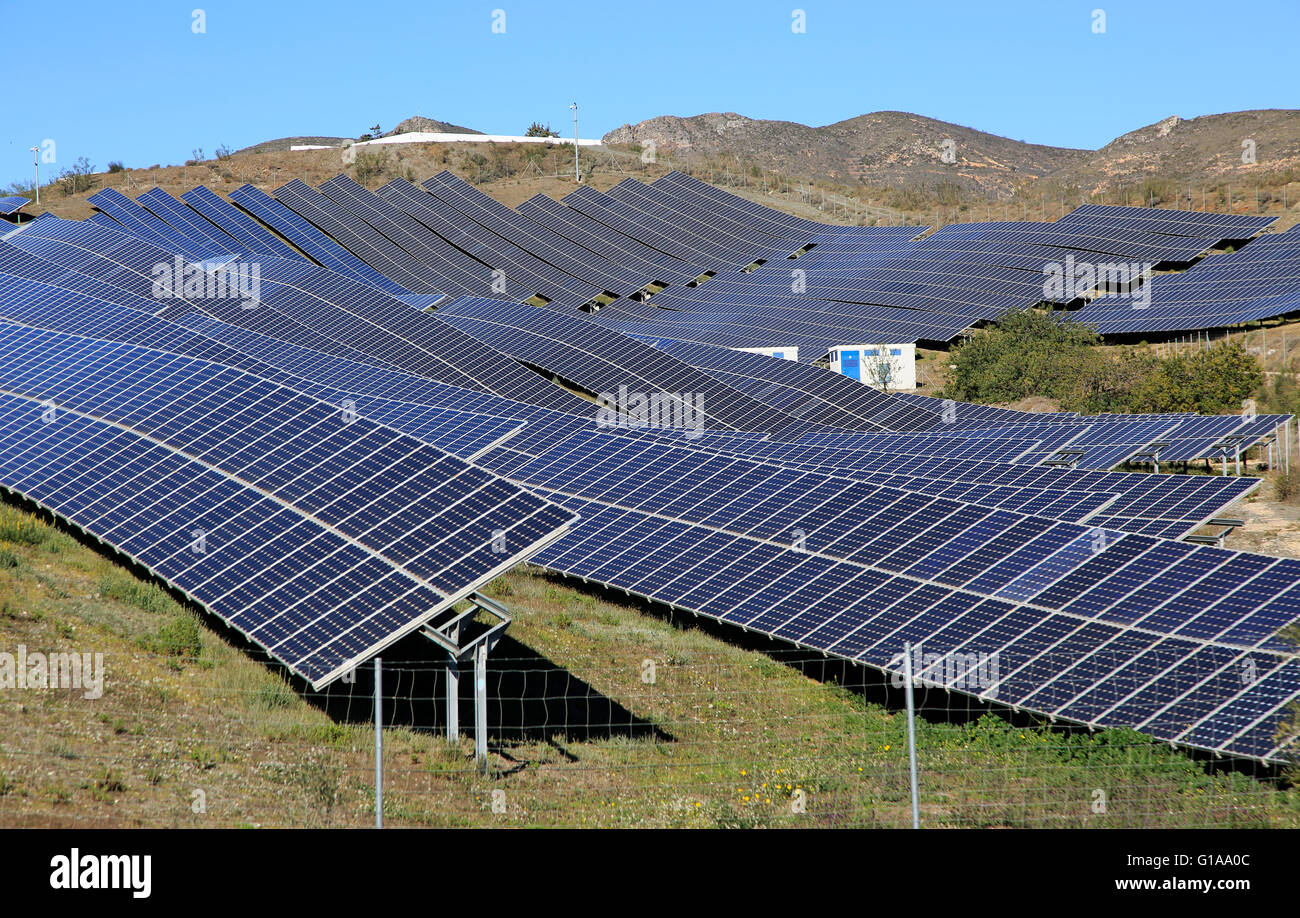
[474,643,489,774]
[374,657,384,828]
[902,642,921,829]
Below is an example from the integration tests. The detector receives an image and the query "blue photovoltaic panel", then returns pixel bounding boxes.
[0,320,576,687]
[0,196,29,216]
[229,183,416,296]
[3,168,1299,764]
[181,185,306,260]
[434,296,796,431]
[512,430,1300,761]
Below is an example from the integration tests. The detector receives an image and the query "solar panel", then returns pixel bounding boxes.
[273,179,447,294]
[381,177,600,307]
[0,320,576,687]
[4,168,1299,767]
[424,171,653,296]
[510,430,1300,760]
[3,215,596,416]
[433,297,796,431]
[0,196,30,216]
[228,183,417,296]
[181,185,306,260]
[516,193,704,285]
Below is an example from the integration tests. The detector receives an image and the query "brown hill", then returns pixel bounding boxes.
[386,116,482,136]
[605,109,1300,203]
[234,116,482,155]
[604,111,1089,197]
[1042,110,1300,196]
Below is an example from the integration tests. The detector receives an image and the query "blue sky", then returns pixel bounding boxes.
[4,0,1296,189]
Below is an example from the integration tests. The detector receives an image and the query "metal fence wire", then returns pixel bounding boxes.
[1,625,1296,829]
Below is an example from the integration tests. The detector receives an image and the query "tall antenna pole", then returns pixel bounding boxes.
[29,146,40,205]
[570,102,579,183]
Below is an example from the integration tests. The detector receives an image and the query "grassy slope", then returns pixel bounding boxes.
[1,503,1296,828]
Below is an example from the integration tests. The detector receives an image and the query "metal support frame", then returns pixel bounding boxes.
[444,621,459,742]
[1130,442,1169,474]
[1211,436,1245,476]
[420,592,512,773]
[1042,448,1086,469]
[1185,517,1245,548]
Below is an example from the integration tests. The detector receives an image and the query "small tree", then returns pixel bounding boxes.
[864,343,906,393]
[57,156,97,195]
[353,149,389,187]
[944,309,1102,404]
[526,121,559,138]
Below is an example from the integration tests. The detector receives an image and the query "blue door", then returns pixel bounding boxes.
[840,349,860,381]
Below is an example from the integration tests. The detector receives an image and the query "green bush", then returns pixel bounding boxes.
[0,507,50,547]
[1276,471,1300,503]
[142,613,203,660]
[943,309,1102,404]
[99,572,179,615]
[945,311,1263,416]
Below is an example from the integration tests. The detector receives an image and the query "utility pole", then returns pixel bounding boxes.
[29,146,40,205]
[570,102,579,183]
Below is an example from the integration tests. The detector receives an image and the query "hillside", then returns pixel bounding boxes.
[387,116,482,136]
[233,116,483,156]
[1044,109,1300,197]
[605,108,1300,205]
[603,110,1089,196]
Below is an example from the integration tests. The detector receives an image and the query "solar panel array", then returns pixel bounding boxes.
[0,169,1296,763]
[0,196,30,217]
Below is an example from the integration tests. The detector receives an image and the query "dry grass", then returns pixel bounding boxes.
[0,501,1297,828]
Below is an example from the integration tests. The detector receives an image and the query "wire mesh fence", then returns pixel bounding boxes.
[1,632,1296,829]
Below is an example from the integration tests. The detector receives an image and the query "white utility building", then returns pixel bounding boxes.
[827,343,917,391]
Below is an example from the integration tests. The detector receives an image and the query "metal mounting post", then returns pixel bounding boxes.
[420,592,512,774]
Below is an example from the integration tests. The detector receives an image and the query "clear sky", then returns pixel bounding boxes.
[4,0,1297,189]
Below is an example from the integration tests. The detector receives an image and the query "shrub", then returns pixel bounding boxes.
[943,309,1102,404]
[0,507,50,547]
[353,150,389,186]
[946,312,1264,417]
[145,614,203,660]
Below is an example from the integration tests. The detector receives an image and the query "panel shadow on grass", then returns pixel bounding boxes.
[306,630,670,745]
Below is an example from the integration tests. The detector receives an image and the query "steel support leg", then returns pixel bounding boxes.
[445,652,459,743]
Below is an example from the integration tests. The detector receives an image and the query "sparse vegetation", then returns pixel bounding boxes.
[944,309,1264,416]
[0,498,1296,828]
[56,156,97,195]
